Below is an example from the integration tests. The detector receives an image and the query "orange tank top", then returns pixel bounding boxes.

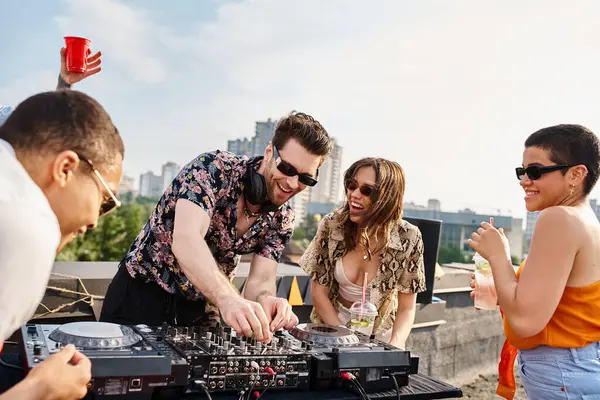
[503,261,600,349]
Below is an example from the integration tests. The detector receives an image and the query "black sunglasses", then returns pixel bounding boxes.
[515,164,574,181]
[345,179,377,197]
[76,153,121,215]
[272,146,319,187]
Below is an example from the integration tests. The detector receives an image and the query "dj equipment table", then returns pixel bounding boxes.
[4,321,464,400]
[182,374,462,399]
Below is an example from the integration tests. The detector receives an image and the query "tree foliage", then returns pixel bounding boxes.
[437,245,469,264]
[56,196,157,262]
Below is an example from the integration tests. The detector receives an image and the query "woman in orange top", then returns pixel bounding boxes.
[468,124,600,399]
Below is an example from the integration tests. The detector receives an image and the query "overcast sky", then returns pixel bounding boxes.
[2,0,600,220]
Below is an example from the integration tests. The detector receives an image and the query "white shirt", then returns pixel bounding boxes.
[0,139,60,342]
[0,105,14,126]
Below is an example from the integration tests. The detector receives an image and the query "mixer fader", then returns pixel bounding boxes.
[149,322,311,393]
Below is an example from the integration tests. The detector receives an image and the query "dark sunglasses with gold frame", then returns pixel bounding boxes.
[76,153,121,215]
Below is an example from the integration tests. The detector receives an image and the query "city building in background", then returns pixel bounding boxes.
[117,174,136,196]
[227,118,277,158]
[310,138,343,205]
[138,161,181,198]
[289,190,311,225]
[524,211,539,252]
[161,162,181,191]
[227,117,343,224]
[523,198,600,256]
[404,199,525,260]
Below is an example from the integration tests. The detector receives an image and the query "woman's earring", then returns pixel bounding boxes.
[569,185,575,196]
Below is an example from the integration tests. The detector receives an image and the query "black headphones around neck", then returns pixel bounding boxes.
[244,157,280,214]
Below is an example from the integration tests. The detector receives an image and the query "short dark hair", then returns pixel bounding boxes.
[272,111,331,157]
[525,124,600,195]
[0,90,124,171]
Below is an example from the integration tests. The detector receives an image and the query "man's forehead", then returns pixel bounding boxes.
[278,141,322,174]
[280,150,320,175]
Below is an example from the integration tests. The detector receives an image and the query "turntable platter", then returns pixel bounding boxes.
[48,322,142,349]
[289,323,360,347]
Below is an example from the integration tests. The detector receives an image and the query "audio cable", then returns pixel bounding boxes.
[193,380,213,400]
[340,372,370,400]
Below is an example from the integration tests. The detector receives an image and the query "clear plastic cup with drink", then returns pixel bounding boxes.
[473,252,498,310]
[348,301,378,336]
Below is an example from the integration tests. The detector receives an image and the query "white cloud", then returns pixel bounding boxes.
[173,0,600,218]
[54,0,168,84]
[6,0,600,220]
[0,71,57,106]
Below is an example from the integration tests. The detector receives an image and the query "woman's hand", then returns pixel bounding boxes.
[467,217,511,264]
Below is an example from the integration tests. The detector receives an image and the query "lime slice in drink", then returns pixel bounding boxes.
[350,319,370,327]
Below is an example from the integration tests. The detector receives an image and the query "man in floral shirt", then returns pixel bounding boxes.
[101,112,332,343]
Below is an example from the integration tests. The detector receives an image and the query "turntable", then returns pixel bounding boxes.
[20,322,188,399]
[288,324,360,347]
[283,323,418,392]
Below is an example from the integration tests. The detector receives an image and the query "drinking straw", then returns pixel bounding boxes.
[360,272,368,320]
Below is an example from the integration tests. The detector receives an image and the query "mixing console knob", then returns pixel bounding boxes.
[33,344,42,356]
[182,327,189,335]
[206,332,213,341]
[223,342,230,351]
[239,342,246,351]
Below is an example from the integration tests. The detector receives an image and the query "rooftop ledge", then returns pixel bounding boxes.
[43,261,450,330]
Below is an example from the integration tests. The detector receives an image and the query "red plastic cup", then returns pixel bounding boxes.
[64,36,91,73]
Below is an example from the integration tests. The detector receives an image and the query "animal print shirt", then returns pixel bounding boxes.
[299,212,426,335]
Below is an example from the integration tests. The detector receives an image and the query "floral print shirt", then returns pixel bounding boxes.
[299,212,426,335]
[123,150,295,301]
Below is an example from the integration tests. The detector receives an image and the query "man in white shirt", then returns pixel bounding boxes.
[0,90,124,400]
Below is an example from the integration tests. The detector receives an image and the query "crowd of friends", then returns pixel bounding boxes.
[0,47,599,400]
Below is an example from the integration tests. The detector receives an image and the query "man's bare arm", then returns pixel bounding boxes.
[172,199,238,306]
[56,74,72,90]
[243,254,278,302]
[172,199,271,341]
[0,377,45,400]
